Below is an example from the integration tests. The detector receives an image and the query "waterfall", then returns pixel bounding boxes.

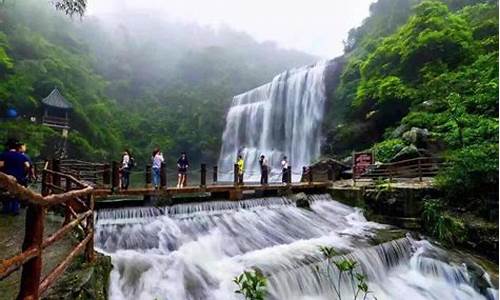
[217,62,329,182]
[95,195,498,300]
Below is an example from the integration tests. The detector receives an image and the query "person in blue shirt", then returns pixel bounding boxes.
[0,139,30,215]
[17,142,35,186]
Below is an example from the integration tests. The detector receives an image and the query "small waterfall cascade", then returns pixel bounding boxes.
[95,195,498,300]
[217,62,329,182]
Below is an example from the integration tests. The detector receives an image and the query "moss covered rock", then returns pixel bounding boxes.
[43,252,112,300]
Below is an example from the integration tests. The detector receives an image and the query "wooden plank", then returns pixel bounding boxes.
[0,247,39,280]
[42,210,92,250]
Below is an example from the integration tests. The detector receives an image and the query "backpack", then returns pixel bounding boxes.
[128,157,136,169]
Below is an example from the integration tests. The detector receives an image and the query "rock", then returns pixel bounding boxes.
[43,252,113,300]
[341,156,352,166]
[296,198,310,209]
[390,145,431,162]
[390,124,409,139]
[402,127,429,148]
[292,193,310,209]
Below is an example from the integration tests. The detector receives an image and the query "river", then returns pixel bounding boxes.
[94,194,498,299]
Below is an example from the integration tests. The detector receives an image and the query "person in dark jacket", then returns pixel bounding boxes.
[176,152,189,188]
[259,154,268,185]
[0,139,30,215]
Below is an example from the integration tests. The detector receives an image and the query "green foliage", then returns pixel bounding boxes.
[318,246,375,300]
[324,0,498,222]
[0,0,315,164]
[422,199,467,245]
[372,139,406,162]
[0,120,58,157]
[233,269,267,300]
[436,143,498,207]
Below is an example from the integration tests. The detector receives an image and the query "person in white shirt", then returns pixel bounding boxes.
[151,148,164,189]
[281,156,289,183]
[120,149,131,189]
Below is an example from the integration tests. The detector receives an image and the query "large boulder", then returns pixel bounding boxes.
[390,145,431,162]
[402,127,429,148]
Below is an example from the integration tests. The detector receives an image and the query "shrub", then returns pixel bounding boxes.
[372,138,406,162]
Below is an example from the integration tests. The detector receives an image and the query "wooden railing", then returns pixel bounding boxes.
[357,156,446,181]
[0,163,94,299]
[42,116,69,128]
[58,159,109,186]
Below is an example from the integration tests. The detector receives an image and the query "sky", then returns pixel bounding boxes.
[87,0,376,58]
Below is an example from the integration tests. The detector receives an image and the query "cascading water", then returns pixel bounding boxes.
[217,62,329,182]
[95,195,498,300]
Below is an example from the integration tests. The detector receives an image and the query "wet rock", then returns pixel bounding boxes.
[292,193,310,209]
[43,252,113,300]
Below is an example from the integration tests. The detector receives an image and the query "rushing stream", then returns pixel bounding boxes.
[95,194,498,300]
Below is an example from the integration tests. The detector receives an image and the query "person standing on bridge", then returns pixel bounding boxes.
[281,156,289,184]
[0,139,30,215]
[259,154,268,185]
[236,154,244,185]
[120,149,133,190]
[176,152,189,188]
[151,148,164,189]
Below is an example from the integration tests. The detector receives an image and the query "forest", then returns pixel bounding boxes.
[322,0,498,245]
[0,0,316,165]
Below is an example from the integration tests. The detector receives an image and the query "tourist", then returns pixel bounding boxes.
[176,152,189,188]
[120,149,133,190]
[151,148,164,189]
[281,156,289,183]
[259,154,268,185]
[17,142,35,185]
[236,154,244,185]
[0,139,30,215]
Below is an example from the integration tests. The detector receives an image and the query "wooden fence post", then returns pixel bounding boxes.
[200,164,206,187]
[18,204,45,300]
[52,159,61,188]
[41,170,48,196]
[63,179,72,225]
[233,164,238,185]
[160,162,167,188]
[213,166,218,183]
[145,164,152,188]
[85,194,95,262]
[111,161,119,190]
[103,163,111,186]
[418,158,422,182]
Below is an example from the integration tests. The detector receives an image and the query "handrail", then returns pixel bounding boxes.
[0,160,94,299]
[354,156,445,181]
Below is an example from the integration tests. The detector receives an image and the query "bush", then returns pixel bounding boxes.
[436,143,498,208]
[372,138,406,162]
[422,199,467,245]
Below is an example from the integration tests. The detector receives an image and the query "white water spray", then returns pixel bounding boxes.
[95,195,498,300]
[217,62,328,182]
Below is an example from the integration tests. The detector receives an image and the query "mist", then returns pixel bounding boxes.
[86,0,376,58]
